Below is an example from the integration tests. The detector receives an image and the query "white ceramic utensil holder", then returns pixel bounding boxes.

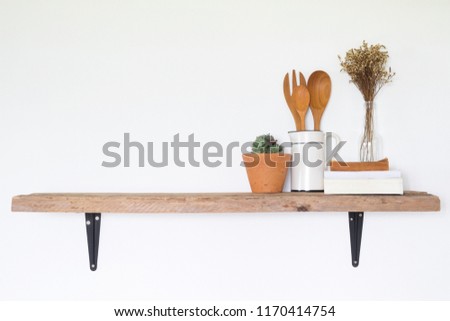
[289,131,340,192]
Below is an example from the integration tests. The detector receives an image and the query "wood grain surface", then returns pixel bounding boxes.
[11,191,440,213]
[330,158,390,171]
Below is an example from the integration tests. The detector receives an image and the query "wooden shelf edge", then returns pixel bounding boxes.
[11,191,440,214]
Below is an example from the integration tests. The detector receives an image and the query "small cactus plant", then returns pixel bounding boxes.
[252,134,283,153]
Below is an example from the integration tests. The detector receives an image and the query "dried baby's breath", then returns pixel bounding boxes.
[339,41,395,161]
[338,41,395,101]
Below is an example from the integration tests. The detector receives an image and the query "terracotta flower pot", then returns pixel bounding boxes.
[242,153,291,193]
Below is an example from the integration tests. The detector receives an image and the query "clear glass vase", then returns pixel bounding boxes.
[359,101,382,162]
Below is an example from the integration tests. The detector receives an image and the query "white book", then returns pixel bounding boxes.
[324,178,404,195]
[324,170,401,180]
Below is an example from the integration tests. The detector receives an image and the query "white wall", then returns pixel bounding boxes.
[1,0,449,300]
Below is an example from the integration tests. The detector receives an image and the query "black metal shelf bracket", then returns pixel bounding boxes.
[82,212,365,270]
[348,212,364,267]
[85,213,101,271]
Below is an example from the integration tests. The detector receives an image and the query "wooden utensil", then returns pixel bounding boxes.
[283,72,302,130]
[292,84,310,131]
[307,71,331,130]
[283,70,309,131]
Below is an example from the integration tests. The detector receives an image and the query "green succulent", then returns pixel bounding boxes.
[251,134,283,153]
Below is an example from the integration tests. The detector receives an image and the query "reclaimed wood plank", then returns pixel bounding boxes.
[11,191,440,213]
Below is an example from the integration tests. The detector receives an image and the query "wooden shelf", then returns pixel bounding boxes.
[11,191,440,271]
[11,191,440,214]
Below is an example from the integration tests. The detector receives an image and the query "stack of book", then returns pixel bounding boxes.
[324,158,404,195]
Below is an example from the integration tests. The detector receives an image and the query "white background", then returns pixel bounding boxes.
[0,0,449,300]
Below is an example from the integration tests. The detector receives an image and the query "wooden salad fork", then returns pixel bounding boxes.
[293,84,310,130]
[283,70,309,131]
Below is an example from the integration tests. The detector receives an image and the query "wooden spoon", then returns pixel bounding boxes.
[293,84,310,131]
[307,71,331,130]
